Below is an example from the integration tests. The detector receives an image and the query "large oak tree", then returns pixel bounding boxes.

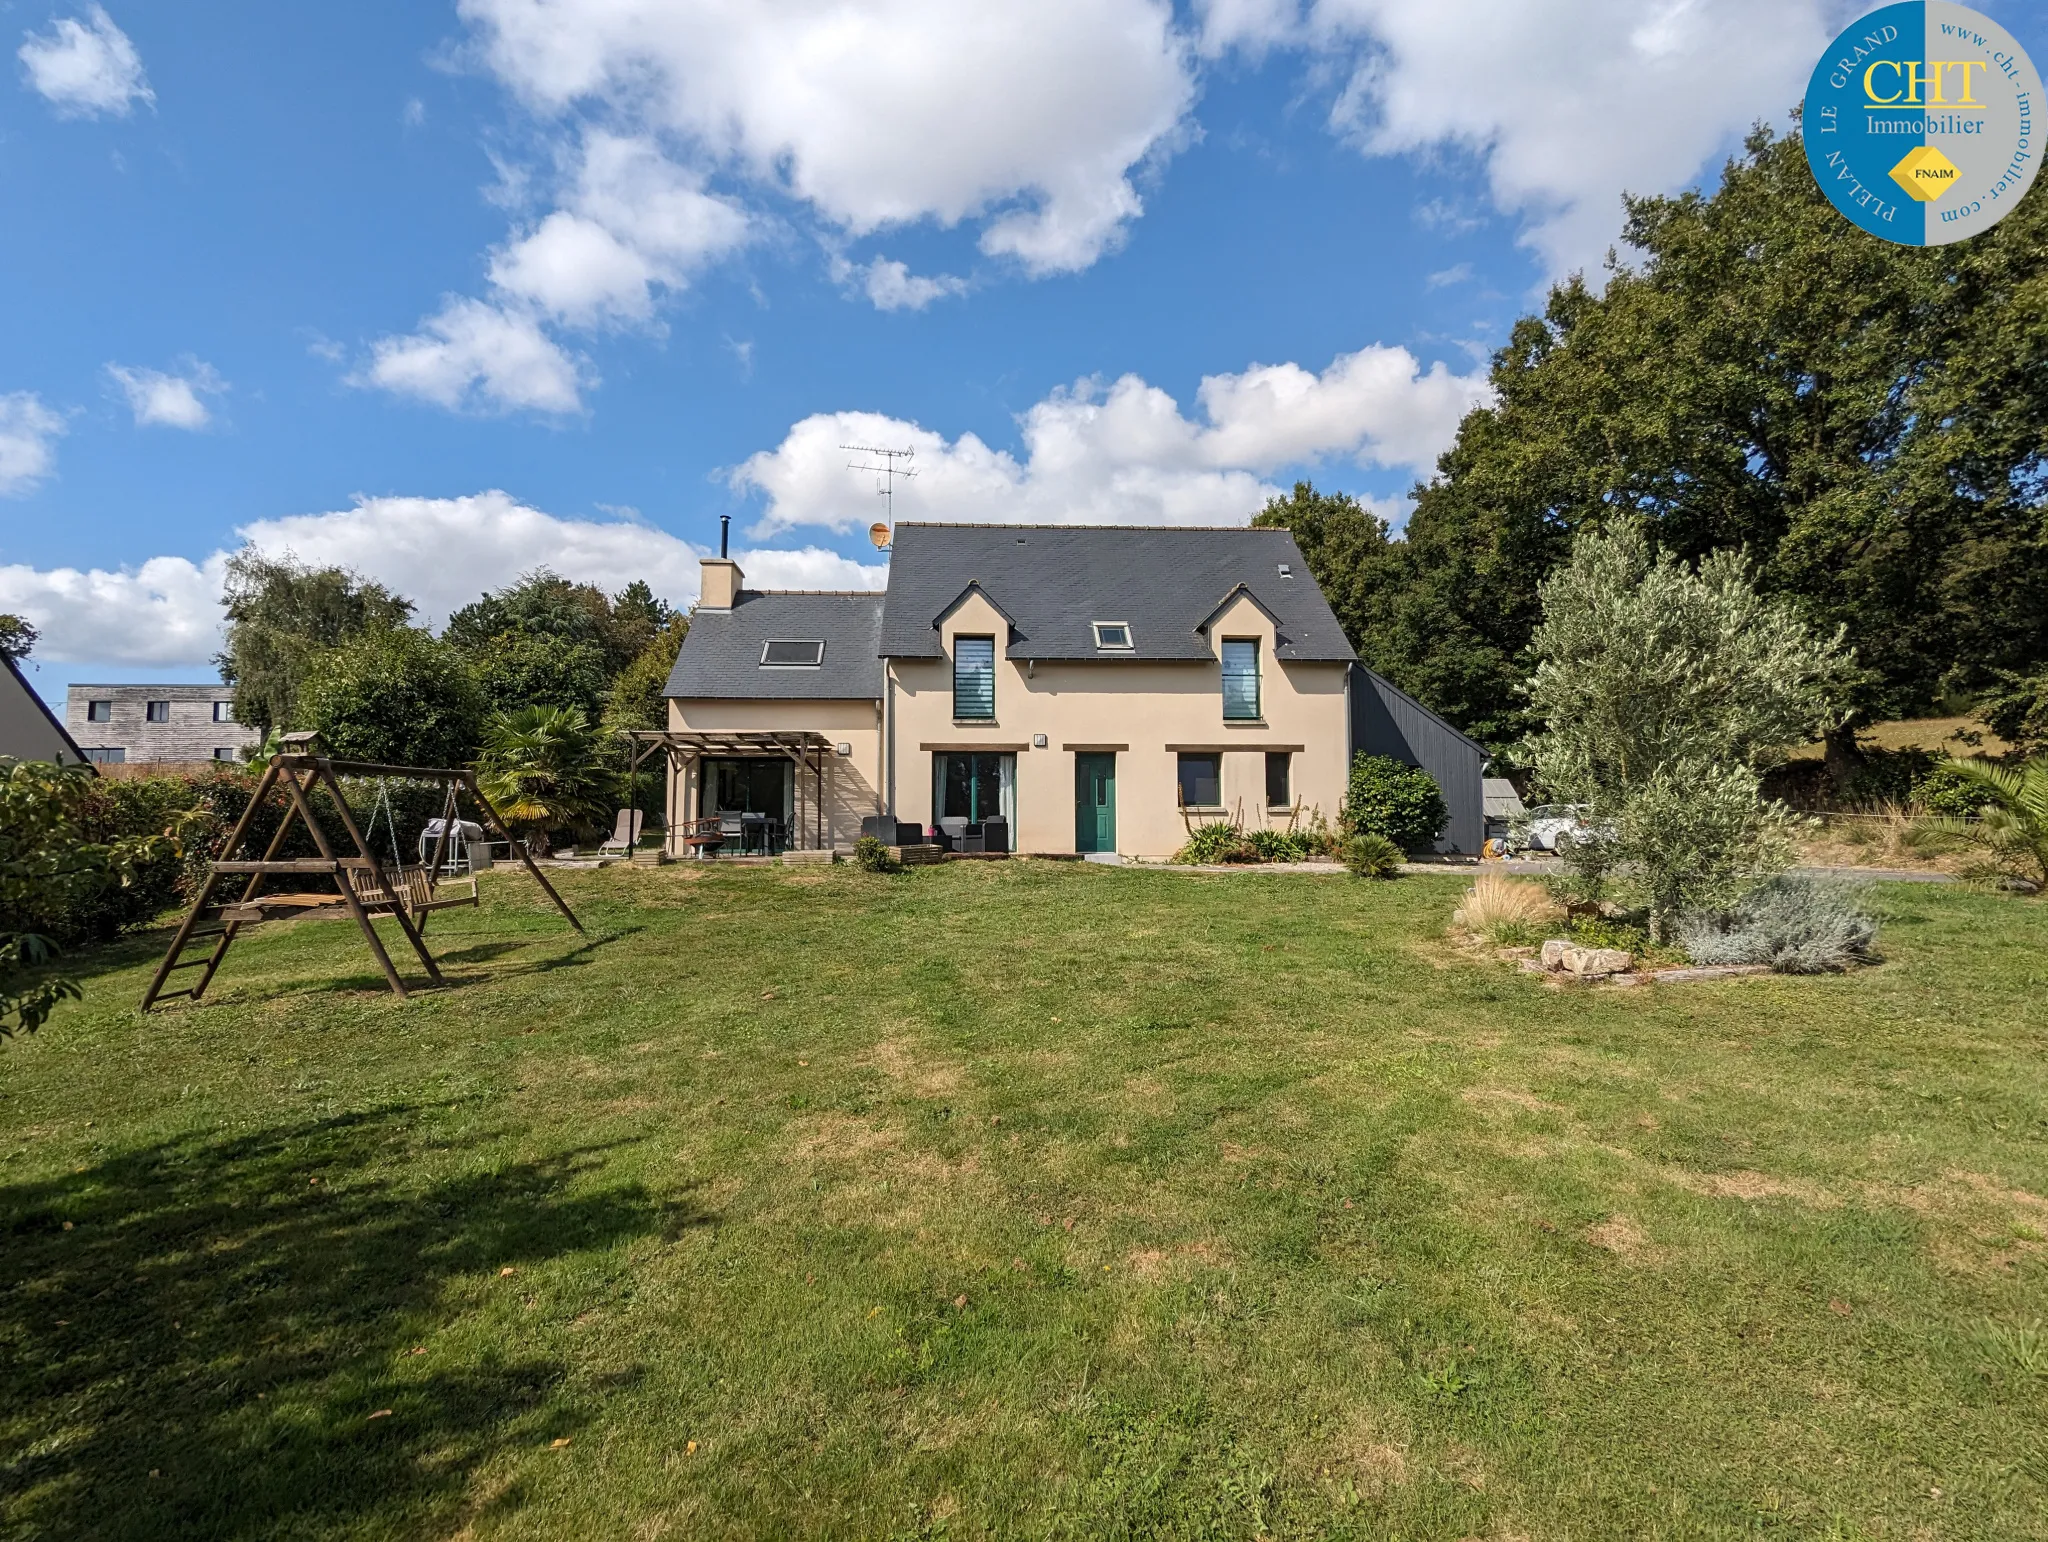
[1276,124,2048,763]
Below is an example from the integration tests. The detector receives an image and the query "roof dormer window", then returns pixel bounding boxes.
[1091,622,1133,650]
[761,639,825,667]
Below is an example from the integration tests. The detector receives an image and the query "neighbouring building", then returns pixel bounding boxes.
[2,656,89,766]
[63,682,260,766]
[655,522,1484,860]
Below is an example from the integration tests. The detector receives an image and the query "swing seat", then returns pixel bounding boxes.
[345,865,480,916]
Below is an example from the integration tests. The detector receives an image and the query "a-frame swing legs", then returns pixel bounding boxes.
[141,756,448,1012]
[141,758,297,1011]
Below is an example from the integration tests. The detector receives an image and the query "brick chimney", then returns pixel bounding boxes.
[700,555,742,610]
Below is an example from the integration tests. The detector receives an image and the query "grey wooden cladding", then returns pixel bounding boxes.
[1348,664,1486,855]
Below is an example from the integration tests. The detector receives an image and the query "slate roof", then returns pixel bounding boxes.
[877,524,1356,663]
[665,591,884,699]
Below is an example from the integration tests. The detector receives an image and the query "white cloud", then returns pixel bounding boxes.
[0,491,885,667]
[17,5,153,118]
[460,0,1194,277]
[1204,0,1835,278]
[352,297,588,415]
[487,131,751,326]
[1425,262,1472,290]
[361,131,748,407]
[0,392,66,496]
[736,342,1485,535]
[106,361,225,430]
[845,257,968,312]
[0,552,226,667]
[361,1,1196,414]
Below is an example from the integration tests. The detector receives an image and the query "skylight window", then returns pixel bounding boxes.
[761,639,825,667]
[1092,622,1133,650]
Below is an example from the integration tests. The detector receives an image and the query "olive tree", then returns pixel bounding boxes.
[1521,520,1850,936]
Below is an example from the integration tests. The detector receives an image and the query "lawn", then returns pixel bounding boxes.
[2,861,2045,1540]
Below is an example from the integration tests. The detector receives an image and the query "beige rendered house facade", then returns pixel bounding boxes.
[659,522,1365,860]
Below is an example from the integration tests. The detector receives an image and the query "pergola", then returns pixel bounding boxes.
[623,729,837,853]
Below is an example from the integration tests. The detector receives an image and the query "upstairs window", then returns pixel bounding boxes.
[1221,639,1260,720]
[1176,753,1222,809]
[1091,622,1132,650]
[761,639,825,667]
[86,700,112,722]
[953,636,995,720]
[213,700,236,722]
[145,700,171,723]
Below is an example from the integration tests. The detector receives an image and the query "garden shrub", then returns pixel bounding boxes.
[1341,833,1402,879]
[1676,876,1880,973]
[1450,872,1560,944]
[1245,827,1314,863]
[1341,755,1448,853]
[1838,746,1941,808]
[852,836,895,873]
[1566,915,1652,953]
[1175,823,1254,864]
[1912,761,1993,818]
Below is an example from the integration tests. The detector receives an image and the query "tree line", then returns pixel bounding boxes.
[216,554,689,770]
[1259,123,2048,777]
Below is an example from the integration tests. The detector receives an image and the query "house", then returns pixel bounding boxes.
[654,522,1483,860]
[64,682,260,766]
[2,655,89,766]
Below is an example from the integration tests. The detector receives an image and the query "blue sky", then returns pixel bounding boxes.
[4,0,2043,706]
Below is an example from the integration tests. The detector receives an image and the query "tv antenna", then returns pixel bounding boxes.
[842,443,917,525]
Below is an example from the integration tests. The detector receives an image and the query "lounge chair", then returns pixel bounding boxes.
[598,809,644,857]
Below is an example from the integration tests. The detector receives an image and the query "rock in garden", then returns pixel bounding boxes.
[1562,945,1633,977]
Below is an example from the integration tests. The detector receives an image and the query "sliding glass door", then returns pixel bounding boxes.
[932,752,1014,825]
[702,758,793,823]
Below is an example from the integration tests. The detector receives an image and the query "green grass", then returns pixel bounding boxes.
[3,861,2046,1540]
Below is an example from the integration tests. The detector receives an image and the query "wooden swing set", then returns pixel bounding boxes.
[140,732,582,1012]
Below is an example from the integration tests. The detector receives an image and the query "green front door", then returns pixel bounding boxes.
[1074,754,1116,853]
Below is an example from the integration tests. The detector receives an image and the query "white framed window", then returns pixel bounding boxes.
[213,700,236,722]
[1091,621,1133,650]
[760,639,825,667]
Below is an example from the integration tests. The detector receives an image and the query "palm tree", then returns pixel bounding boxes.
[475,706,616,857]
[1943,756,2048,892]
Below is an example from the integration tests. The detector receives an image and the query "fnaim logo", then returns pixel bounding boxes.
[1806,2,2040,244]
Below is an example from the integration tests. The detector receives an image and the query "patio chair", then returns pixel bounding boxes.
[598,809,644,857]
[981,818,1009,855]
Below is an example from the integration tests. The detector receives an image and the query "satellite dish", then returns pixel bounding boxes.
[869,522,892,550]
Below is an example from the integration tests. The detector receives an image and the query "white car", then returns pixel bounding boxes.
[1515,804,1608,854]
